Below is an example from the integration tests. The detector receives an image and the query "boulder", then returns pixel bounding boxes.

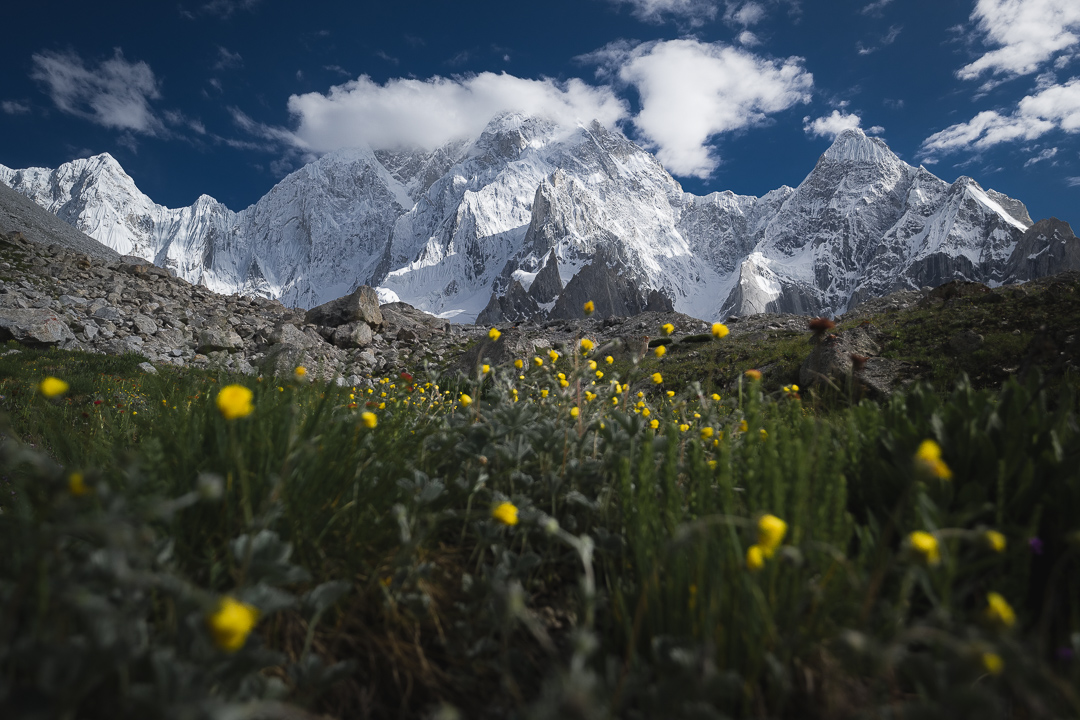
[304,286,383,328]
[799,324,881,389]
[332,321,373,349]
[196,328,243,353]
[0,308,75,345]
[269,322,321,349]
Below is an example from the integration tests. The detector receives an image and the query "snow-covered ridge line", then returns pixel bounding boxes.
[2,119,1075,323]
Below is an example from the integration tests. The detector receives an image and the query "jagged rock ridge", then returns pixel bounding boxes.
[2,120,1077,323]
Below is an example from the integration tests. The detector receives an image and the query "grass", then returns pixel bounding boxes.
[1,286,1079,719]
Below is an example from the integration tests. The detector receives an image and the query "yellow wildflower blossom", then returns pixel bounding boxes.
[589,360,598,370]
[746,544,765,571]
[650,419,660,429]
[744,369,762,381]
[595,370,603,379]
[68,472,89,496]
[571,407,580,418]
[757,514,787,556]
[985,592,1016,629]
[915,439,953,480]
[361,411,377,429]
[216,385,254,420]
[605,355,614,364]
[580,338,594,353]
[488,327,502,341]
[294,366,307,379]
[492,501,519,526]
[482,364,491,374]
[541,388,549,398]
[514,359,524,370]
[585,391,597,402]
[700,427,714,440]
[459,393,473,407]
[583,300,595,316]
[661,323,674,336]
[39,376,69,397]
[654,345,666,358]
[982,652,1004,676]
[985,530,1007,553]
[759,428,768,440]
[533,356,543,367]
[712,323,729,339]
[548,349,560,363]
[652,372,663,384]
[739,419,748,433]
[679,423,690,432]
[908,531,941,565]
[206,596,260,653]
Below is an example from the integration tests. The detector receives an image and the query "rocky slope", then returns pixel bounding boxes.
[2,121,1078,325]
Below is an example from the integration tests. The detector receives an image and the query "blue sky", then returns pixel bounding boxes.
[1,0,1077,225]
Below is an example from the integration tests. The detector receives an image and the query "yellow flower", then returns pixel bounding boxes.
[757,514,787,555]
[710,393,720,401]
[744,369,762,381]
[588,360,598,370]
[641,408,651,417]
[514,359,524,370]
[560,379,569,388]
[216,385,254,420]
[583,300,595,316]
[746,544,765,571]
[548,349,560,363]
[361,411,377,428]
[915,439,953,480]
[585,391,597,402]
[981,652,1004,676]
[492,501,519,526]
[667,390,676,398]
[652,372,663,384]
[605,355,614,364]
[378,402,386,409]
[294,366,307,379]
[540,389,549,398]
[612,396,619,406]
[649,419,659,429]
[68,472,89,496]
[700,427,714,440]
[39,376,69,397]
[595,370,604,379]
[533,356,544,367]
[679,423,690,432]
[488,327,502,341]
[206,596,260,653]
[459,393,473,407]
[571,407,580,418]
[985,592,1016,629]
[712,323,730,339]
[985,530,1007,553]
[908,531,941,566]
[654,345,666,358]
[482,364,491,375]
[739,419,748,433]
[661,323,674,336]
[580,338,594,353]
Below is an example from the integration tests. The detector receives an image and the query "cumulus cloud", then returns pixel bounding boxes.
[724,1,766,27]
[920,77,1080,158]
[1,100,30,115]
[284,72,628,154]
[616,39,813,177]
[803,110,865,139]
[959,0,1080,81]
[608,0,719,26]
[30,48,163,135]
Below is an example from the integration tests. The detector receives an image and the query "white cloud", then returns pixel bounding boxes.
[1066,176,1080,186]
[724,1,766,27]
[959,0,1080,81]
[861,0,893,15]
[857,25,902,55]
[920,77,1080,157]
[617,39,812,177]
[1,100,30,115]
[737,31,761,46]
[608,0,719,26]
[30,49,163,134]
[1023,147,1058,166]
[803,110,865,139]
[214,46,243,70]
[284,72,628,154]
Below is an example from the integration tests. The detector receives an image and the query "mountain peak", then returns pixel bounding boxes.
[821,128,899,165]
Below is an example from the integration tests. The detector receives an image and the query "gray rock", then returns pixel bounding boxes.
[92,305,122,321]
[332,321,373,348]
[527,249,563,304]
[269,322,321,348]
[304,285,383,328]
[799,324,881,390]
[196,328,243,353]
[0,308,76,345]
[59,294,87,307]
[138,361,158,375]
[132,314,158,335]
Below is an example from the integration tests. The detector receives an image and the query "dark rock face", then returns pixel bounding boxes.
[475,280,540,325]
[1003,218,1080,282]
[549,250,653,320]
[305,286,383,328]
[528,250,563,304]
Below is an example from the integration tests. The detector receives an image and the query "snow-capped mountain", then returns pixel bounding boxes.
[1,119,1076,322]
